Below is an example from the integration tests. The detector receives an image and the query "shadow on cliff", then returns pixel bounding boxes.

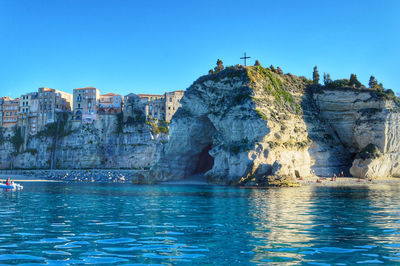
[301,85,353,177]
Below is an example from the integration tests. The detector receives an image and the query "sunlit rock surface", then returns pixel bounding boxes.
[0,115,165,170]
[150,66,400,184]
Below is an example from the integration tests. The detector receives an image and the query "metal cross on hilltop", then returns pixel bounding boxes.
[240,52,250,66]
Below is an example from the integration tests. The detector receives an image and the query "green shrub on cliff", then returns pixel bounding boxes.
[375,89,400,106]
[249,66,302,114]
[255,108,268,120]
[326,79,350,88]
[146,119,169,135]
[349,74,362,88]
[10,127,24,152]
[0,128,4,145]
[37,112,72,138]
[116,113,124,134]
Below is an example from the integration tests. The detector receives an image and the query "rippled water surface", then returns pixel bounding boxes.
[1,182,400,265]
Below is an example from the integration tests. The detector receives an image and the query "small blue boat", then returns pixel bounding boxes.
[0,183,23,190]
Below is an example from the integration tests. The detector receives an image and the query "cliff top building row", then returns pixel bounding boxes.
[72,88,124,123]
[1,87,185,132]
[1,97,20,128]
[141,90,184,122]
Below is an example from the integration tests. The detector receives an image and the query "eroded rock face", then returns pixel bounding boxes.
[349,112,400,179]
[150,66,340,184]
[150,66,400,184]
[0,115,165,170]
[313,89,400,179]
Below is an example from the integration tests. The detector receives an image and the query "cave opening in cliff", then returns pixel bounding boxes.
[193,144,214,174]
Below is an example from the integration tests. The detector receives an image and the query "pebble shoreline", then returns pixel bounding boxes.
[0,169,145,183]
[2,170,400,186]
[299,177,400,186]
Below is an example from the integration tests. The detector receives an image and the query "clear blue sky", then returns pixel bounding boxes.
[0,0,399,98]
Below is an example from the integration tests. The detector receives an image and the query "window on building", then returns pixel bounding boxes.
[169,98,172,102]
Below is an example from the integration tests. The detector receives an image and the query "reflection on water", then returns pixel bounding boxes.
[1,183,400,264]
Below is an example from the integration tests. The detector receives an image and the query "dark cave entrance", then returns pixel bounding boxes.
[193,144,214,174]
[182,116,217,180]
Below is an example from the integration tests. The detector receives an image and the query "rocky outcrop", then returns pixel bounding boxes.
[313,89,400,179]
[1,66,398,184]
[0,114,165,170]
[149,65,400,184]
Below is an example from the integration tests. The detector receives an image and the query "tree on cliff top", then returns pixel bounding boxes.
[323,73,332,85]
[349,74,362,88]
[369,76,377,88]
[269,65,277,73]
[313,66,320,84]
[214,59,224,72]
[368,75,383,91]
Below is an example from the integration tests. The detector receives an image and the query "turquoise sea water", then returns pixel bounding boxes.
[1,182,400,265]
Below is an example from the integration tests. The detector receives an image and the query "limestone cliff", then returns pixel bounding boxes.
[0,114,165,170]
[1,66,397,183]
[149,65,400,184]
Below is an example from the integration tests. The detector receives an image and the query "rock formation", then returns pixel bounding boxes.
[0,114,165,170]
[149,65,400,185]
[0,65,398,185]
